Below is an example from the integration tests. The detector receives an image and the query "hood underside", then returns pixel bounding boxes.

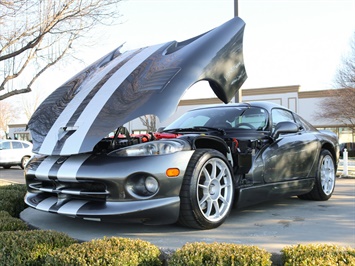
[28,17,247,155]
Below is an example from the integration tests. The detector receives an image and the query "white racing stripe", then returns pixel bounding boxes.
[35,156,60,180]
[38,49,138,155]
[56,154,91,182]
[60,43,165,155]
[36,197,57,211]
[57,200,88,215]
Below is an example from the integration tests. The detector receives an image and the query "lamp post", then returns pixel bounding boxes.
[234,0,242,103]
[234,0,238,16]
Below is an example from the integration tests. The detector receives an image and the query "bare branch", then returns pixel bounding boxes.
[0,0,123,101]
[0,88,31,101]
[314,32,355,130]
[139,115,157,132]
[0,100,20,136]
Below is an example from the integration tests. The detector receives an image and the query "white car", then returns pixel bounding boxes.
[0,140,33,169]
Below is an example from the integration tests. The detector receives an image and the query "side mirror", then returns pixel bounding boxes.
[272,121,299,139]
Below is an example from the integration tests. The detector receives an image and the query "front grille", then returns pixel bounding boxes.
[29,181,109,201]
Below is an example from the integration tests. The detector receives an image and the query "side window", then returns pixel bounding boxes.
[0,141,11,150]
[238,107,268,130]
[23,143,30,148]
[294,114,315,131]
[271,108,295,129]
[12,142,23,149]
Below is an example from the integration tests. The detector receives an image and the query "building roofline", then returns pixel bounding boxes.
[241,85,300,96]
[298,89,333,98]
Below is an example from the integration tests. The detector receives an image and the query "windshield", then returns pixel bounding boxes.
[164,106,269,131]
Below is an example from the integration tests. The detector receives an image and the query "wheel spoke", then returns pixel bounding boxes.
[216,166,226,181]
[213,200,220,217]
[210,160,217,179]
[219,195,228,205]
[198,183,209,189]
[202,167,212,182]
[205,198,213,216]
[199,193,209,207]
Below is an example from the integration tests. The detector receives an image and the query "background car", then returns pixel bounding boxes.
[0,140,33,169]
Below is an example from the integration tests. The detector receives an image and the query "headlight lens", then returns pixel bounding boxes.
[110,140,185,157]
[145,176,159,193]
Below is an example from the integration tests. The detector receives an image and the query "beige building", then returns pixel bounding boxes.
[7,123,31,141]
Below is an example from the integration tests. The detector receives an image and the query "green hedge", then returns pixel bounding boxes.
[282,244,355,265]
[0,184,27,217]
[169,242,272,266]
[44,237,162,266]
[0,230,77,266]
[0,211,29,231]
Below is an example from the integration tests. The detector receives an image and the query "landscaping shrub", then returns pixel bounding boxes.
[44,237,162,266]
[0,211,29,231]
[0,230,77,266]
[0,184,27,217]
[169,242,272,266]
[282,243,355,265]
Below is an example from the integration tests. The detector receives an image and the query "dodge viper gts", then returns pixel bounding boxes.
[24,17,339,229]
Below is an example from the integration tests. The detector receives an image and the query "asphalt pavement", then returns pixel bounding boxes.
[20,178,355,253]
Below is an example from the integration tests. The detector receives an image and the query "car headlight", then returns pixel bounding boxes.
[109,140,186,157]
[126,174,160,198]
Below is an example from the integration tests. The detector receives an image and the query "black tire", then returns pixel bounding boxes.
[21,156,30,169]
[298,149,336,201]
[3,165,11,169]
[178,149,234,229]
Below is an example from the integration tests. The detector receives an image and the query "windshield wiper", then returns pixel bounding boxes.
[163,126,226,135]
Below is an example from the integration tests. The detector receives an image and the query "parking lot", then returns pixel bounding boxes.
[1,165,354,253]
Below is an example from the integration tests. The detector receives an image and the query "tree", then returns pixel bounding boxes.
[335,32,355,90]
[0,101,19,138]
[314,32,355,140]
[139,115,157,133]
[0,0,122,100]
[22,91,41,121]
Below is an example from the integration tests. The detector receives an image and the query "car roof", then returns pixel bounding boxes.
[0,139,32,144]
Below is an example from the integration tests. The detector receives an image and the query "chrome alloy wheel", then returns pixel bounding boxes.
[320,154,335,196]
[196,157,234,222]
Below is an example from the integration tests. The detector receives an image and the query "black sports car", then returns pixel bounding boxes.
[24,17,339,229]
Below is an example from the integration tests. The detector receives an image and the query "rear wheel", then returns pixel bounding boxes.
[178,149,234,229]
[21,156,30,169]
[298,149,335,200]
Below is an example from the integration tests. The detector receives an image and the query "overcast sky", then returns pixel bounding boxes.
[32,0,355,100]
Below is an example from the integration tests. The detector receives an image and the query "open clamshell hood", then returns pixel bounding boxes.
[28,17,247,155]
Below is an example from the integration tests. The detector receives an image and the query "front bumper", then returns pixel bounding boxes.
[25,193,180,224]
[25,150,194,224]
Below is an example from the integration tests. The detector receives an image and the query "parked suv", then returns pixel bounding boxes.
[0,140,33,169]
